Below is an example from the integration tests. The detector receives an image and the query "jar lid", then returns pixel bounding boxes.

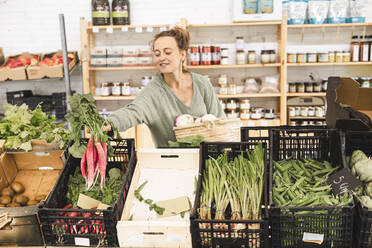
[236,36,244,39]
[221,47,229,50]
[236,49,245,52]
[248,50,255,52]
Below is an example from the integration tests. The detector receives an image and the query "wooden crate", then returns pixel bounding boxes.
[117,149,199,248]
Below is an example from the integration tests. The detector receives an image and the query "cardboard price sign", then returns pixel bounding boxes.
[326,168,362,196]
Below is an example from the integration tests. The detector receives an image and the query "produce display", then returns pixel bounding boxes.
[0,103,71,151]
[174,114,217,127]
[350,150,372,209]
[2,55,38,68]
[0,182,44,207]
[37,52,74,67]
[168,135,205,147]
[272,159,353,208]
[198,143,265,233]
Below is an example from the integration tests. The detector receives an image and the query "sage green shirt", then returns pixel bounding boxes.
[108,72,225,147]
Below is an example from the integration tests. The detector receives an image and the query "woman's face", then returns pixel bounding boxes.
[153,36,186,74]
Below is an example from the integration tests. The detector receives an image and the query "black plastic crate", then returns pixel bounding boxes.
[190,142,269,248]
[269,129,354,248]
[38,139,136,247]
[341,130,372,248]
[6,90,54,114]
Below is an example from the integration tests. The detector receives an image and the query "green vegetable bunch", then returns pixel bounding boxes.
[168,135,205,147]
[0,103,71,151]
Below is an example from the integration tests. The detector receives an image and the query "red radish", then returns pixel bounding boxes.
[95,141,105,188]
[86,137,95,189]
[80,150,87,179]
[101,142,107,187]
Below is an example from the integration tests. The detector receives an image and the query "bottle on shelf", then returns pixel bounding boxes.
[112,0,130,25]
[360,35,369,62]
[92,0,111,25]
[351,35,360,62]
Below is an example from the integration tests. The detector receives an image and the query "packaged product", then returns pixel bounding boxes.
[308,0,330,24]
[328,0,348,23]
[243,78,260,93]
[288,0,308,25]
[348,0,366,23]
[259,74,280,93]
[259,0,274,13]
[243,0,258,14]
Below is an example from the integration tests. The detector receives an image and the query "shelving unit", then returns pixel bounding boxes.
[81,17,372,146]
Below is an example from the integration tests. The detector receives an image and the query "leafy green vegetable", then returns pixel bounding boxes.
[168,135,205,147]
[134,180,165,215]
[65,93,119,158]
[66,166,125,206]
[0,104,71,151]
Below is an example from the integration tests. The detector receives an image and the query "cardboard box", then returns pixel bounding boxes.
[26,51,78,80]
[90,57,107,67]
[326,77,372,130]
[117,149,199,248]
[0,141,65,246]
[91,46,107,57]
[0,52,39,82]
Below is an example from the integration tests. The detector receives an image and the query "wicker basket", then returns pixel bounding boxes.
[173,118,242,142]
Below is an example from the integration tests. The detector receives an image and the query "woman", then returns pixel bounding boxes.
[107,26,225,147]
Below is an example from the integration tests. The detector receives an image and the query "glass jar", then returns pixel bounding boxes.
[218,74,228,87]
[226,99,237,111]
[297,53,307,63]
[211,46,221,65]
[261,50,270,64]
[317,52,329,63]
[228,84,237,95]
[226,109,239,119]
[221,56,229,65]
[221,47,229,57]
[301,107,308,117]
[236,50,246,64]
[351,35,360,62]
[112,82,122,96]
[361,77,370,88]
[315,107,323,117]
[269,50,276,63]
[343,51,351,62]
[289,82,296,93]
[201,46,212,65]
[289,107,296,117]
[240,109,250,120]
[321,78,328,92]
[316,121,324,125]
[295,106,301,116]
[218,86,227,95]
[297,82,305,93]
[313,82,321,92]
[287,53,297,63]
[289,120,297,126]
[308,107,315,116]
[250,108,261,120]
[307,53,317,63]
[100,82,110,96]
[305,82,313,93]
[248,50,256,64]
[264,108,275,119]
[240,99,250,110]
[329,51,335,62]
[335,51,343,63]
[122,82,131,95]
[235,37,244,50]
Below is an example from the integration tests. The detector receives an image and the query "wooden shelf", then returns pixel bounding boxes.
[242,119,281,127]
[287,92,326,97]
[187,63,281,69]
[287,23,372,29]
[89,66,157,71]
[87,24,171,30]
[94,96,136,100]
[217,93,281,98]
[288,116,326,120]
[188,21,281,28]
[288,62,372,67]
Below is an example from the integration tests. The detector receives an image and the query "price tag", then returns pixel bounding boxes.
[146,26,153,32]
[92,27,99,33]
[121,26,128,32]
[302,232,324,245]
[106,27,113,33]
[75,237,90,246]
[159,26,167,32]
[326,168,362,196]
[135,27,143,33]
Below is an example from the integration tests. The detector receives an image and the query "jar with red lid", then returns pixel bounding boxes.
[211,46,221,65]
[188,46,200,66]
[201,46,211,65]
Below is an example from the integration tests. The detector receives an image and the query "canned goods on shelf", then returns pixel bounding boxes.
[236,50,246,65]
[297,53,307,63]
[317,52,329,63]
[287,53,297,63]
[313,82,321,92]
[248,50,256,64]
[307,53,317,63]
[305,82,313,93]
[289,82,296,93]
[297,82,305,93]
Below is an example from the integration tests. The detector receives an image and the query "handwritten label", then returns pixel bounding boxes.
[121,26,128,32]
[146,26,153,32]
[92,27,99,33]
[302,232,324,244]
[106,27,113,33]
[326,168,362,196]
[135,27,143,33]
[75,237,90,246]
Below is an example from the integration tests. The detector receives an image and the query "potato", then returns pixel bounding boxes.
[14,195,29,206]
[11,182,25,194]
[27,200,39,206]
[35,194,47,202]
[1,187,15,197]
[0,196,12,205]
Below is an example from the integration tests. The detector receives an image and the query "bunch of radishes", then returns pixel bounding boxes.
[174,114,217,128]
